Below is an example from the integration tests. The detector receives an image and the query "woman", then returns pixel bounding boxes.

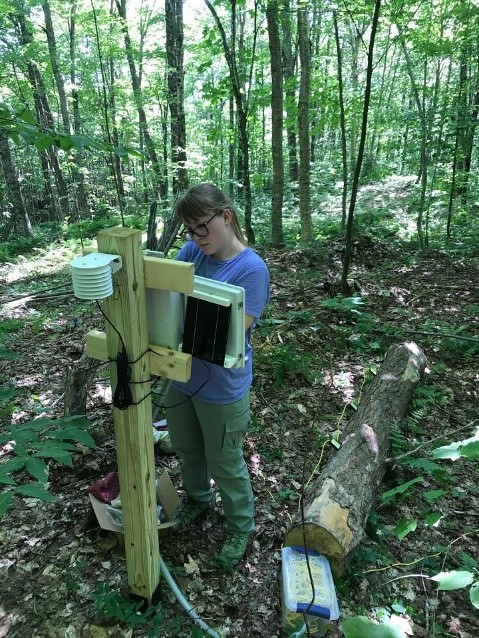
[165,183,270,568]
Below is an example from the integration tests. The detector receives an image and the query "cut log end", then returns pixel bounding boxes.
[284,523,346,577]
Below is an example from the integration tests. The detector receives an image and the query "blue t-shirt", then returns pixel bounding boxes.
[172,242,270,404]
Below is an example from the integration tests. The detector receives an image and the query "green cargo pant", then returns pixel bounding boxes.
[165,385,254,535]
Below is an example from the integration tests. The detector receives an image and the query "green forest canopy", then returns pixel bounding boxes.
[0,0,478,248]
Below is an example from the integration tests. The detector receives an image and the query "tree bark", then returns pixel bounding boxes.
[14,3,69,221]
[204,0,256,245]
[266,0,284,246]
[42,0,71,133]
[64,352,99,416]
[67,0,89,214]
[333,11,348,231]
[280,0,298,183]
[165,0,189,195]
[116,0,163,198]
[341,0,381,294]
[400,40,427,248]
[297,6,312,244]
[0,130,33,239]
[285,342,427,578]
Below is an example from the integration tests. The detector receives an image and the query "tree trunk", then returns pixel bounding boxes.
[285,342,427,578]
[0,130,33,239]
[42,0,71,133]
[401,40,428,248]
[333,11,348,231]
[157,216,181,256]
[280,0,298,183]
[107,50,126,204]
[67,0,89,213]
[146,201,158,251]
[341,0,381,295]
[116,0,163,198]
[64,352,99,416]
[14,4,69,221]
[228,95,235,200]
[266,0,284,246]
[165,0,189,194]
[204,0,256,245]
[297,6,312,244]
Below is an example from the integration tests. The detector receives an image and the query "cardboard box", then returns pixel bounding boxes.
[89,470,180,536]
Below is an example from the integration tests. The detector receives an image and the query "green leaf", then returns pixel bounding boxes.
[321,296,365,312]
[35,134,55,152]
[35,450,73,466]
[424,489,447,502]
[0,348,21,360]
[401,457,442,473]
[34,441,76,466]
[123,146,145,159]
[0,475,17,486]
[25,458,49,483]
[0,387,18,401]
[393,518,417,540]
[433,443,462,460]
[461,441,479,459]
[381,477,424,504]
[342,616,406,638]
[114,145,129,156]
[12,429,41,447]
[62,415,92,428]
[56,135,74,151]
[433,428,479,460]
[0,457,26,474]
[424,512,443,526]
[15,417,54,431]
[49,427,96,448]
[0,490,14,518]
[470,581,479,609]
[16,483,56,502]
[17,108,38,126]
[431,570,475,591]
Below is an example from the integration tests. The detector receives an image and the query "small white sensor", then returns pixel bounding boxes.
[70,252,122,300]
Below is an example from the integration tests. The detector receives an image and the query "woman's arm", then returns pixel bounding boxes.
[245,314,255,331]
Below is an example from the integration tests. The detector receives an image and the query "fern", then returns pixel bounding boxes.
[405,406,427,434]
[390,421,408,456]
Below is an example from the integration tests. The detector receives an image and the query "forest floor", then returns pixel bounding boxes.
[1,181,479,638]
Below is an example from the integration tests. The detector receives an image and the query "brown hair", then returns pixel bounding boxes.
[174,183,246,244]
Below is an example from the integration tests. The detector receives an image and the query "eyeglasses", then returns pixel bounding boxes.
[180,212,221,240]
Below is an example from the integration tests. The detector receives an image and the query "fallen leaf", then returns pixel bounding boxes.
[184,554,200,575]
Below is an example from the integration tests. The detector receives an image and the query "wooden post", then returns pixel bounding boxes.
[97,227,160,601]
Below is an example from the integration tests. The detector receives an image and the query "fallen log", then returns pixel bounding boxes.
[285,341,427,577]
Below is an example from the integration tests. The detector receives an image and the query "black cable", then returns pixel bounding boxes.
[158,359,211,409]
[112,348,133,410]
[95,301,134,410]
[94,303,213,411]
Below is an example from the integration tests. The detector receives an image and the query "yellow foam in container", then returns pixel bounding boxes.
[281,546,339,637]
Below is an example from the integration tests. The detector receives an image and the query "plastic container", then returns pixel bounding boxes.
[281,546,339,637]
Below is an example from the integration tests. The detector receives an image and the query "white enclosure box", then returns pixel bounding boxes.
[146,274,245,369]
[147,290,184,351]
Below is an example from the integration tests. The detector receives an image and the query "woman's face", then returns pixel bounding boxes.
[182,209,231,256]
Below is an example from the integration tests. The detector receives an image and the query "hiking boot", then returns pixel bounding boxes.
[217,532,252,568]
[171,498,210,528]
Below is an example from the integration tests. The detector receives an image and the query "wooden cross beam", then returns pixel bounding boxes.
[86,227,194,602]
